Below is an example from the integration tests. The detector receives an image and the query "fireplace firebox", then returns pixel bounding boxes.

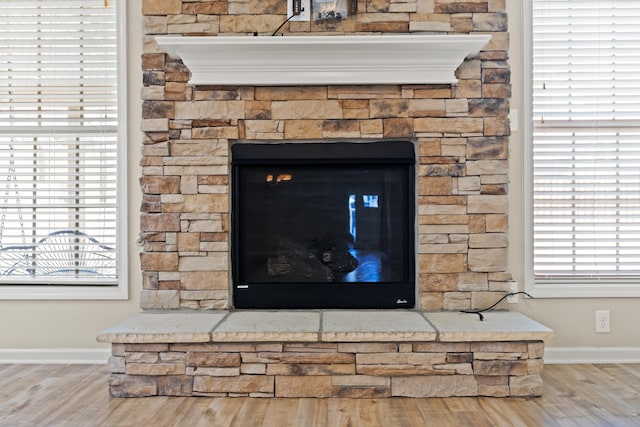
[231,141,415,309]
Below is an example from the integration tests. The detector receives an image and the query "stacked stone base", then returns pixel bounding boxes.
[108,340,545,398]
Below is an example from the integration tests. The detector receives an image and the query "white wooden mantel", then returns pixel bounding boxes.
[154,34,491,86]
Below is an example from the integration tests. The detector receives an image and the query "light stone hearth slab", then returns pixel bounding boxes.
[97,310,227,343]
[210,311,320,342]
[321,310,437,342]
[426,311,555,342]
[97,310,554,345]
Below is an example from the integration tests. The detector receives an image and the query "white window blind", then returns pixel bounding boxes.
[0,0,121,286]
[531,0,640,285]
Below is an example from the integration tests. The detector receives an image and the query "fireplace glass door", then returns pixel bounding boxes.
[232,141,415,309]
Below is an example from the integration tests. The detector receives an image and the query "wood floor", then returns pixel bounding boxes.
[0,364,639,426]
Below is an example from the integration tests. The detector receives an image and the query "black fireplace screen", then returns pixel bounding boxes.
[231,141,415,309]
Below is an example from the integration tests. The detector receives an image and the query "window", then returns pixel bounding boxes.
[0,0,126,299]
[362,195,379,209]
[525,0,640,296]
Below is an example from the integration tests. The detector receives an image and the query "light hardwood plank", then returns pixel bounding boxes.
[1,364,640,426]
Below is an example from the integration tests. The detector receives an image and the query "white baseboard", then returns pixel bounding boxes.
[0,348,110,364]
[545,346,640,364]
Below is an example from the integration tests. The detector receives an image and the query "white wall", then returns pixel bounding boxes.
[0,0,143,353]
[507,0,640,349]
[1,0,638,356]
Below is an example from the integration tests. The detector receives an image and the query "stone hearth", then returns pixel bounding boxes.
[98,310,553,398]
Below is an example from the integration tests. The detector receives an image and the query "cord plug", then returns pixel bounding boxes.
[292,0,302,15]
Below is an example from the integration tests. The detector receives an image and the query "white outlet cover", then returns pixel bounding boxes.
[507,281,519,303]
[595,310,610,333]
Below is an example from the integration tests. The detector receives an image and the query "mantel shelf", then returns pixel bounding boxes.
[154,34,491,86]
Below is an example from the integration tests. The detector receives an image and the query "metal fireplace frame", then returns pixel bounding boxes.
[231,140,416,309]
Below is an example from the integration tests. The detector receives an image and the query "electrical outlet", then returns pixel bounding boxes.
[595,310,610,333]
[288,0,311,21]
[507,281,519,303]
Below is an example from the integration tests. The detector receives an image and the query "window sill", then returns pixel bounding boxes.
[526,281,640,298]
[0,283,128,300]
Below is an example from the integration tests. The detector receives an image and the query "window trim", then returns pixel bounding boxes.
[0,0,128,300]
[523,0,640,298]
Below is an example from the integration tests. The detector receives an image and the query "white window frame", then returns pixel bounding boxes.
[523,0,640,298]
[0,0,127,300]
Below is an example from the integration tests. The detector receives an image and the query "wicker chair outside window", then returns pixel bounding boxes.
[0,230,115,278]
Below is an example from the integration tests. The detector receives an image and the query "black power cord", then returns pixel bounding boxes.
[460,291,533,321]
[271,13,297,36]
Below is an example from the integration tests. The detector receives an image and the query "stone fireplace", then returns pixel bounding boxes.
[96,0,554,399]
[138,0,513,312]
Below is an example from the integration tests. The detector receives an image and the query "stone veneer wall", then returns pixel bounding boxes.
[138,0,511,311]
[109,341,545,398]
